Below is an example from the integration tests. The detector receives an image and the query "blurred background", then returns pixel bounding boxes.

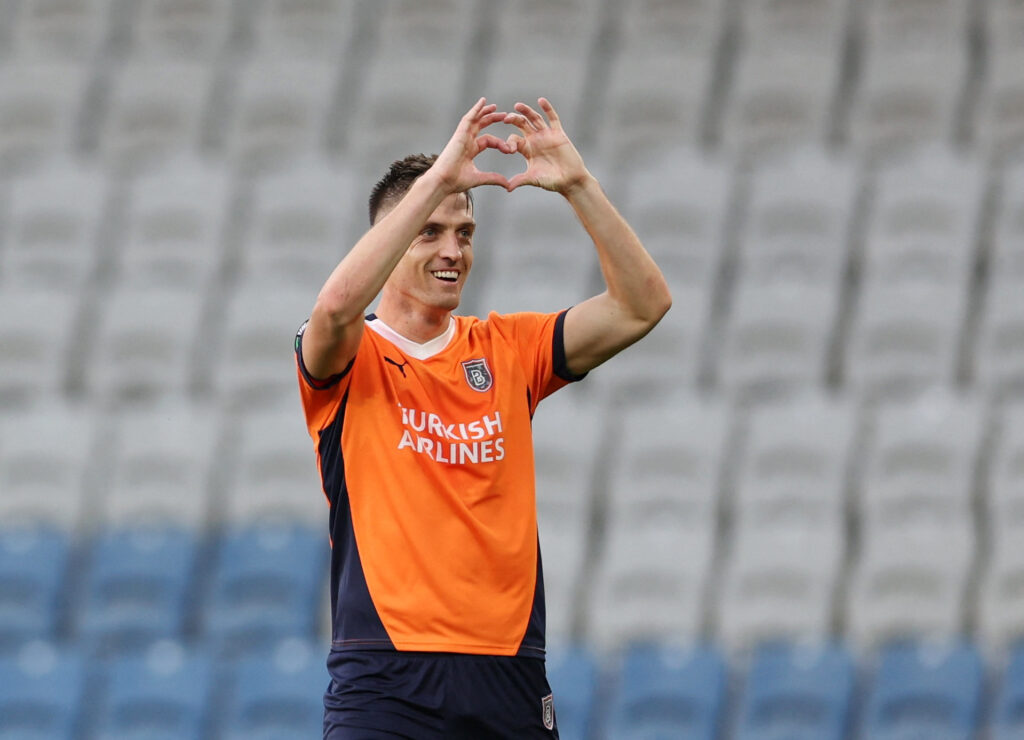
[1,0,1023,737]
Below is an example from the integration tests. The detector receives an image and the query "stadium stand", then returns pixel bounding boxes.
[602,642,727,739]
[732,641,855,740]
[0,642,87,740]
[2,0,1023,735]
[90,641,214,740]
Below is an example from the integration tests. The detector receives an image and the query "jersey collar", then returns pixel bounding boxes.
[365,315,457,360]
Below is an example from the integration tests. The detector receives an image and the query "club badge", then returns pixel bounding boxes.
[542,694,555,731]
[461,358,493,392]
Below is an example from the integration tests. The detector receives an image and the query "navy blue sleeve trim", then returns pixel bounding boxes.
[552,309,587,383]
[295,320,354,390]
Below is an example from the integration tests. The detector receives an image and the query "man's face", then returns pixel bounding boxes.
[383,192,474,313]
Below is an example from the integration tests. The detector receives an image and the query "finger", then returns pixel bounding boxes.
[514,102,547,130]
[475,133,515,154]
[477,111,509,129]
[538,97,561,130]
[505,134,526,153]
[473,171,512,189]
[505,172,533,191]
[502,112,534,136]
[463,97,487,122]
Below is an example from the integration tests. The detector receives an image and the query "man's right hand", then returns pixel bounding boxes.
[431,97,514,193]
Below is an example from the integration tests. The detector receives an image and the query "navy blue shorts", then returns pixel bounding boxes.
[322,651,559,739]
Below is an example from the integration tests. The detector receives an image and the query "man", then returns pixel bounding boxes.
[296,97,671,738]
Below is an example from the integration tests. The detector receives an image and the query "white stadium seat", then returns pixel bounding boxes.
[731,391,857,533]
[715,528,843,654]
[2,160,112,288]
[117,155,233,289]
[9,0,116,61]
[845,525,974,652]
[247,0,357,59]
[99,402,221,529]
[85,285,206,403]
[220,402,327,527]
[236,158,355,287]
[221,57,341,172]
[97,59,216,171]
[0,402,99,531]
[127,0,236,60]
[0,62,90,171]
[717,282,840,399]
[720,47,841,159]
[736,147,858,289]
[856,391,983,538]
[0,286,81,406]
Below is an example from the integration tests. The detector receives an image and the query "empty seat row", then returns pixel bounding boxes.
[0,521,327,657]
[0,637,328,740]
[4,636,1017,740]
[549,639,1009,740]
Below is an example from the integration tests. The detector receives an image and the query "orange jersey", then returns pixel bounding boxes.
[296,310,584,657]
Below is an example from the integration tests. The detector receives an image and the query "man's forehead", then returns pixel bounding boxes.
[431,192,474,222]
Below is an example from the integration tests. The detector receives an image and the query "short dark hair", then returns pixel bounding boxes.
[368,153,473,225]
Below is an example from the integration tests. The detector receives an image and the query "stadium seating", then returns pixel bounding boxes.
[2,160,112,288]
[90,642,214,740]
[0,62,90,170]
[200,523,327,657]
[990,644,1024,740]
[733,641,855,740]
[545,644,600,740]
[116,155,233,289]
[858,640,984,740]
[126,0,237,60]
[0,528,71,651]
[0,642,87,740]
[219,637,329,739]
[75,526,199,655]
[603,643,727,740]
[97,58,217,171]
[3,0,1024,734]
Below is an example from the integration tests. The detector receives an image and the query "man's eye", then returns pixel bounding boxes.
[422,228,437,237]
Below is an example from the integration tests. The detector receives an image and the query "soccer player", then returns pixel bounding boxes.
[296,97,671,738]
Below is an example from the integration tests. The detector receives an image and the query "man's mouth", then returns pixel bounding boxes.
[431,270,459,282]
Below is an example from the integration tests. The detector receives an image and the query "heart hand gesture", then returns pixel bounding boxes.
[502,98,591,194]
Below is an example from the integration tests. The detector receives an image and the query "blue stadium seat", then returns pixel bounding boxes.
[76,526,198,656]
[201,523,327,657]
[991,643,1024,740]
[0,642,86,740]
[220,638,329,740]
[860,641,983,740]
[734,641,855,740]
[0,527,70,651]
[546,644,600,740]
[604,642,727,740]
[92,642,213,740]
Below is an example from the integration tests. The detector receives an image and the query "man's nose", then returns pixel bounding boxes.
[438,232,461,260]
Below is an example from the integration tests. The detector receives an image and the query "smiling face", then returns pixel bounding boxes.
[380,191,475,318]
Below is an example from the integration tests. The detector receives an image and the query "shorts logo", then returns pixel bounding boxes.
[461,358,493,392]
[541,693,554,731]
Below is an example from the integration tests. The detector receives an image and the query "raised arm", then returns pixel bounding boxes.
[301,99,513,380]
[503,98,672,376]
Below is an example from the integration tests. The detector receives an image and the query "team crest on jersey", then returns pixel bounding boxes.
[541,694,555,731]
[461,358,493,392]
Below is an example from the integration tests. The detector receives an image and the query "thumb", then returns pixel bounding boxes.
[505,172,533,191]
[473,170,512,189]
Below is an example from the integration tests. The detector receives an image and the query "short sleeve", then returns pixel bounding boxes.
[295,320,353,437]
[486,309,586,413]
